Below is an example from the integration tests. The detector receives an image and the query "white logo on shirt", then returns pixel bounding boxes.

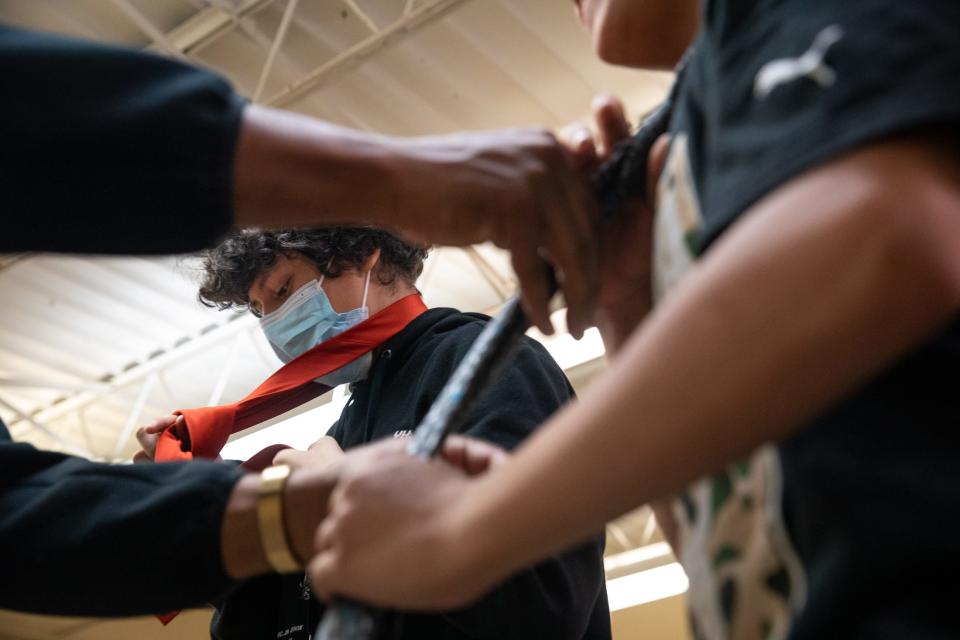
[754,24,843,99]
[393,429,413,439]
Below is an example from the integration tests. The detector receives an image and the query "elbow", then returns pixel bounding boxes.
[867,162,960,320]
[820,136,960,330]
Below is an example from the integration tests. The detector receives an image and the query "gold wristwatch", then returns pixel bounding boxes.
[257,464,303,573]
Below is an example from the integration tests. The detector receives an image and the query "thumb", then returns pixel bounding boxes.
[647,133,672,206]
[308,552,340,602]
[144,414,182,434]
[558,123,598,174]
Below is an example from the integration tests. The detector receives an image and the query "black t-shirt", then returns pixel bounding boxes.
[655,1,960,638]
[212,309,612,640]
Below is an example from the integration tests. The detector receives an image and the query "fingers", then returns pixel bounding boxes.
[135,415,183,461]
[309,496,344,601]
[307,550,338,602]
[144,414,181,434]
[550,170,599,338]
[558,123,599,174]
[272,448,304,469]
[510,236,554,335]
[647,133,672,204]
[441,436,509,476]
[132,450,151,464]
[135,427,158,460]
[533,132,599,338]
[592,94,631,156]
[495,128,597,338]
[309,435,343,454]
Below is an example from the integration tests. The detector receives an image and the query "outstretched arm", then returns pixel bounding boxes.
[233,104,598,335]
[1,24,598,337]
[0,434,334,615]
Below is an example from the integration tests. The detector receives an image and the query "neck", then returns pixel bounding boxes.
[368,286,419,316]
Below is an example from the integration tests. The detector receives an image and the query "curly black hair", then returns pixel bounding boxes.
[198,227,429,314]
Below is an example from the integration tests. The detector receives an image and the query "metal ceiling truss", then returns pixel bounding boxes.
[265,0,469,107]
[2,313,258,458]
[102,0,471,107]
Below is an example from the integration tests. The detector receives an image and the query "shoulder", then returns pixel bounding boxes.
[420,310,557,365]
[412,310,571,395]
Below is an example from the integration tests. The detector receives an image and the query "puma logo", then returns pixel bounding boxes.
[754,24,844,99]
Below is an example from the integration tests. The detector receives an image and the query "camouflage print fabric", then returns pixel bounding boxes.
[653,135,807,640]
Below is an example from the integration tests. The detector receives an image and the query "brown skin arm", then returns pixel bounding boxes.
[220,436,507,579]
[307,134,960,609]
[232,104,599,338]
[220,467,336,579]
[460,134,960,599]
[560,94,678,549]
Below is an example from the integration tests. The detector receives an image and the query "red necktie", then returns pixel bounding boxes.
[154,295,426,626]
[155,294,427,466]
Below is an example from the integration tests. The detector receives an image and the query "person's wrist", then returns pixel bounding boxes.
[443,480,512,602]
[282,467,337,565]
[221,474,271,580]
[596,293,650,330]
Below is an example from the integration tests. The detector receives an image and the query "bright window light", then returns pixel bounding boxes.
[604,541,673,573]
[606,562,689,612]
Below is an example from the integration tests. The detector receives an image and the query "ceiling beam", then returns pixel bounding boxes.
[0,375,112,394]
[252,0,299,102]
[151,0,278,56]
[109,0,188,59]
[0,395,91,458]
[343,0,380,34]
[7,314,257,431]
[265,0,470,108]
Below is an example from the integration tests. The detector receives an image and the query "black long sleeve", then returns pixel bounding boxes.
[0,25,245,254]
[0,26,250,615]
[0,423,244,615]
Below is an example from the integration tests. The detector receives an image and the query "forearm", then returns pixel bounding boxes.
[461,138,960,586]
[0,445,241,615]
[233,105,402,230]
[595,299,648,354]
[222,466,334,580]
[594,295,680,549]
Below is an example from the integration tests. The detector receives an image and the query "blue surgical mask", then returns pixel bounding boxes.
[259,270,372,385]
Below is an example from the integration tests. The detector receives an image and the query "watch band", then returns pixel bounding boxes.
[257,464,303,573]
